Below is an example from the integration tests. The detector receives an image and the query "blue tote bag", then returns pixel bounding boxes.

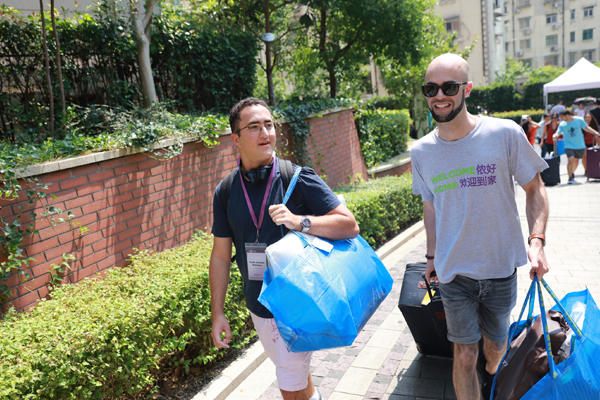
[491,277,600,400]
[258,232,393,352]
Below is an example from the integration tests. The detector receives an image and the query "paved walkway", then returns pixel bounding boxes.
[198,152,600,400]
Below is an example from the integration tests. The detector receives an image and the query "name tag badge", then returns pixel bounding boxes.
[312,237,333,253]
[246,243,268,281]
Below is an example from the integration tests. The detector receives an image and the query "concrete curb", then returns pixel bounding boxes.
[195,219,425,400]
[191,341,268,400]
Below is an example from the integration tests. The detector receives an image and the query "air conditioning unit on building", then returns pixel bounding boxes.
[517,50,525,57]
[552,23,560,29]
[552,2,559,7]
[523,28,532,35]
[515,8,520,13]
[551,45,559,52]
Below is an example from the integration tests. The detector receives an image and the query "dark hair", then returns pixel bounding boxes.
[229,97,270,133]
[559,110,571,116]
[543,113,550,118]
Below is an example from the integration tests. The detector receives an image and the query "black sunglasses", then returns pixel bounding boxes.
[421,82,468,98]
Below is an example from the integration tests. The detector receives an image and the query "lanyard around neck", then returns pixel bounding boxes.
[238,156,277,242]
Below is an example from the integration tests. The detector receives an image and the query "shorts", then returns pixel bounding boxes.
[438,269,517,345]
[565,148,585,159]
[250,311,311,391]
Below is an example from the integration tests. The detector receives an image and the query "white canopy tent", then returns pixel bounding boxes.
[543,58,600,110]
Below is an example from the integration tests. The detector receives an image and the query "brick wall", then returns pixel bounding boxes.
[278,109,368,187]
[0,108,368,313]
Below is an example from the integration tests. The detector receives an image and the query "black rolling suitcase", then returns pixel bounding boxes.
[540,155,560,186]
[398,262,453,357]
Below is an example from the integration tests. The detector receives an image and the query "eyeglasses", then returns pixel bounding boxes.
[421,82,468,98]
[551,116,559,119]
[236,122,277,135]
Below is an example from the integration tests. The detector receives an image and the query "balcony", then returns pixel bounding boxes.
[517,0,531,8]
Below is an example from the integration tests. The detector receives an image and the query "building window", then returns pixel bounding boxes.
[520,39,531,49]
[546,34,558,46]
[546,13,558,24]
[519,17,530,29]
[516,0,531,8]
[583,28,593,41]
[504,2,509,13]
[444,18,460,34]
[571,9,576,20]
[505,42,510,52]
[569,52,577,65]
[582,50,595,62]
[544,55,559,66]
[570,31,575,42]
[583,6,594,18]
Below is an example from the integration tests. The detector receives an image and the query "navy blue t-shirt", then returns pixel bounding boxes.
[212,162,341,318]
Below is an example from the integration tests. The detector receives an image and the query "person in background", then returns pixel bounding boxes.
[550,100,566,116]
[574,102,586,118]
[582,113,600,176]
[541,114,559,158]
[520,115,541,146]
[536,114,547,145]
[554,110,600,183]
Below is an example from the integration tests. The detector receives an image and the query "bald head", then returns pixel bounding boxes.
[425,53,470,83]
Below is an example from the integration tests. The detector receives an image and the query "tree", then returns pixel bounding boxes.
[296,0,434,98]
[39,0,54,136]
[50,0,66,114]
[130,0,158,107]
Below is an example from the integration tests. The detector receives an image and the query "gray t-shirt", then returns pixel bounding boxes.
[411,116,548,283]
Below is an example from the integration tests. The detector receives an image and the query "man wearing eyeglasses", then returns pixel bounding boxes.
[209,97,359,400]
[411,54,550,400]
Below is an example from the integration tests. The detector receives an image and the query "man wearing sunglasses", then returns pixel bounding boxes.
[411,54,550,400]
[209,97,359,400]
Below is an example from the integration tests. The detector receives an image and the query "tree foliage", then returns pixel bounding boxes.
[284,0,434,98]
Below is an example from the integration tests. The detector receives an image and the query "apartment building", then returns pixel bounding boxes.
[435,0,506,87]
[506,0,599,68]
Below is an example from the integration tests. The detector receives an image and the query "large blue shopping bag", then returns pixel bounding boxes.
[258,232,393,353]
[491,276,600,400]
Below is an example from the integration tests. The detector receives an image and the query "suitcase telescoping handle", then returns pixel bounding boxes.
[421,270,437,300]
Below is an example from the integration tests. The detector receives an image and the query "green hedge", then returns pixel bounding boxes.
[491,109,545,124]
[0,233,252,400]
[336,174,423,247]
[354,108,411,168]
[0,175,423,398]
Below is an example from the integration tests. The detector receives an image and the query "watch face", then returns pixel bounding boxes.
[302,217,311,228]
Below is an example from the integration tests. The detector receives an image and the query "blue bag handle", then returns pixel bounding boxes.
[279,166,302,237]
[491,276,585,399]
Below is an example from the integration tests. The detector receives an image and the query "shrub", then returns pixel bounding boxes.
[0,232,252,400]
[354,108,411,168]
[337,174,423,247]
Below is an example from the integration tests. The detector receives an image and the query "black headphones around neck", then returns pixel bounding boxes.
[241,163,273,184]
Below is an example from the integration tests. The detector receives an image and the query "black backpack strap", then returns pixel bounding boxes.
[279,159,305,211]
[218,169,237,264]
[219,169,236,215]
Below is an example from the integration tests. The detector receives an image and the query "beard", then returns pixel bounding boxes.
[429,91,466,123]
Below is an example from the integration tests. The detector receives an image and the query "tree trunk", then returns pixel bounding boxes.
[39,0,54,137]
[264,0,275,106]
[329,69,336,98]
[50,0,66,115]
[131,0,157,107]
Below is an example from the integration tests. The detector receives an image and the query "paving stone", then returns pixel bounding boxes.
[444,381,457,400]
[352,346,390,369]
[319,377,341,389]
[420,357,453,380]
[335,367,378,396]
[326,369,346,379]
[325,353,341,362]
[366,329,403,350]
[374,374,394,385]
[345,348,363,357]
[378,358,401,375]
[395,359,423,378]
[391,376,445,398]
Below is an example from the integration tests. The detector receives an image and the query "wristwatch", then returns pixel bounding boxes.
[300,216,311,233]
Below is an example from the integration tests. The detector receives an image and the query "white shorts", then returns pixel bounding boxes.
[250,311,312,392]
